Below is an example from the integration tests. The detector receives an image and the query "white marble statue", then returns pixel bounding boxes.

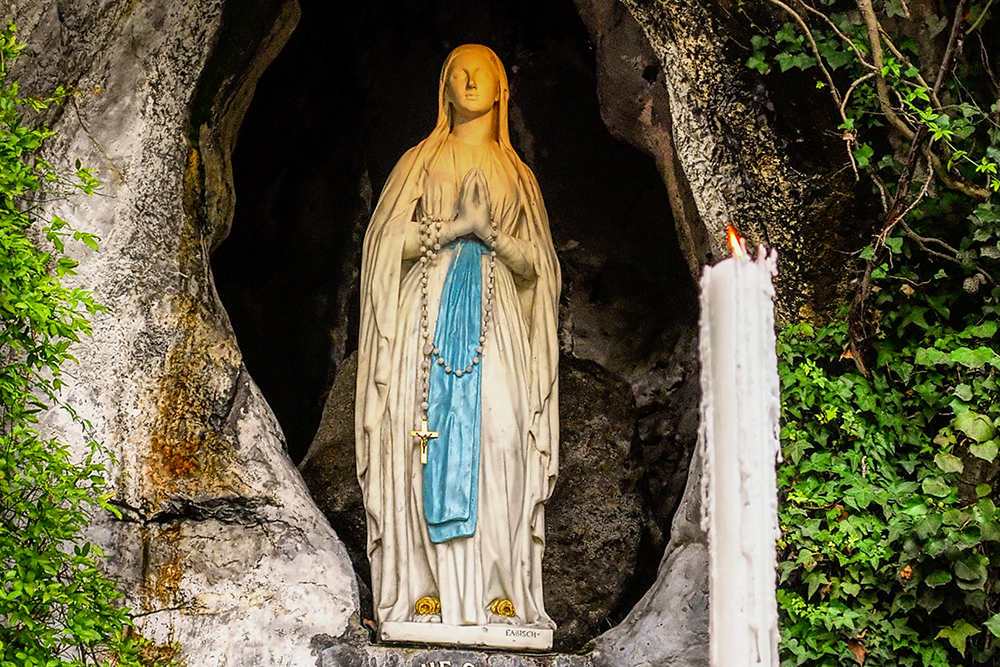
[355,43,560,637]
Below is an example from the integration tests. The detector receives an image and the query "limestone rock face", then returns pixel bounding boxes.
[9,0,359,664]
[575,0,876,321]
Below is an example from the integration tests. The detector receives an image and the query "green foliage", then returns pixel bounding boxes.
[778,310,1000,666]
[0,21,146,667]
[745,1,1000,665]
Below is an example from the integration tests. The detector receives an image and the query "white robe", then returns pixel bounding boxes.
[356,134,560,628]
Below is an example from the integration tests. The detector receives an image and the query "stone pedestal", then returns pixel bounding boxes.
[380,622,553,651]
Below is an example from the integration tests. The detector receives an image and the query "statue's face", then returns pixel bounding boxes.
[445,50,499,120]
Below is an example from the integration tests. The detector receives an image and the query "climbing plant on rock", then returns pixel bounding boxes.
[745,0,1000,665]
[0,21,146,667]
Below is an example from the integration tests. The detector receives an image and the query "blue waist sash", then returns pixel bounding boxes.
[423,239,487,543]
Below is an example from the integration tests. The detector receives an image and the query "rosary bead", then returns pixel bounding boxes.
[455,370,463,377]
[472,356,480,364]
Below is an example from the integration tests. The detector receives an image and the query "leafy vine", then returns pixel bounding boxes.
[746,0,1000,664]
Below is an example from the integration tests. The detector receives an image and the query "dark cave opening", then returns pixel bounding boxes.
[210,0,700,650]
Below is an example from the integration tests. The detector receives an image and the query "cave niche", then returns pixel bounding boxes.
[210,0,701,652]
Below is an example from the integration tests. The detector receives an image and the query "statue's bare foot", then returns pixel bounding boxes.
[414,613,442,623]
[487,613,519,625]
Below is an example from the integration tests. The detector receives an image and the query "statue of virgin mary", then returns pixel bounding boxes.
[355,44,560,633]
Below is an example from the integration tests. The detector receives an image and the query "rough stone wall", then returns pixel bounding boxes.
[6,1,359,665]
[577,0,876,322]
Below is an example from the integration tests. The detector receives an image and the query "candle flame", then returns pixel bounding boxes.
[727,225,744,259]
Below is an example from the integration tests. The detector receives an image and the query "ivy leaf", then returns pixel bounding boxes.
[853,142,875,169]
[914,514,943,539]
[922,476,952,497]
[805,570,830,599]
[955,555,989,590]
[934,452,964,473]
[950,346,999,369]
[985,613,1000,638]
[954,411,996,443]
[975,202,1000,224]
[904,500,930,516]
[936,619,980,657]
[775,22,800,43]
[925,570,953,587]
[953,383,973,402]
[969,439,999,462]
[747,53,769,74]
[915,346,947,366]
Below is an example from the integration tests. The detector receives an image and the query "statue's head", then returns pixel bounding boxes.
[444,46,501,122]
[437,44,509,142]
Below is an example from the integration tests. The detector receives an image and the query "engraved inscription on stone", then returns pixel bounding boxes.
[505,628,540,638]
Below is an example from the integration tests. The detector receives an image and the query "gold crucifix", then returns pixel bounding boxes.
[410,418,439,465]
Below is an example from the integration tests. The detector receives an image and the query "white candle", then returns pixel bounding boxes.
[699,240,781,667]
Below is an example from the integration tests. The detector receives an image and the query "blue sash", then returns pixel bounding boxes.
[423,239,487,543]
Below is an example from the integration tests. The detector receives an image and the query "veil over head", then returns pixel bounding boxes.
[429,44,513,151]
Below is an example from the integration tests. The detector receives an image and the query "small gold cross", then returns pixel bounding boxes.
[410,418,439,465]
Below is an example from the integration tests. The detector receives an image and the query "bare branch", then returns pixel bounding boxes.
[856,0,917,139]
[932,0,973,100]
[870,171,890,212]
[899,221,997,285]
[925,148,991,199]
[878,163,934,245]
[841,72,877,119]
[898,220,958,255]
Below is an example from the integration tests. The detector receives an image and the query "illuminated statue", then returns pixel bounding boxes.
[355,44,560,638]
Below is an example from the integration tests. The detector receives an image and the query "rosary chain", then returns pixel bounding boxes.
[417,215,498,423]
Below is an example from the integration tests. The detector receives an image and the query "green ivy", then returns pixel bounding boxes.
[0,21,147,667]
[744,0,1000,665]
[778,311,1000,666]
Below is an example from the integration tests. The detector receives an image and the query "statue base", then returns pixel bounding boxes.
[379,621,553,651]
